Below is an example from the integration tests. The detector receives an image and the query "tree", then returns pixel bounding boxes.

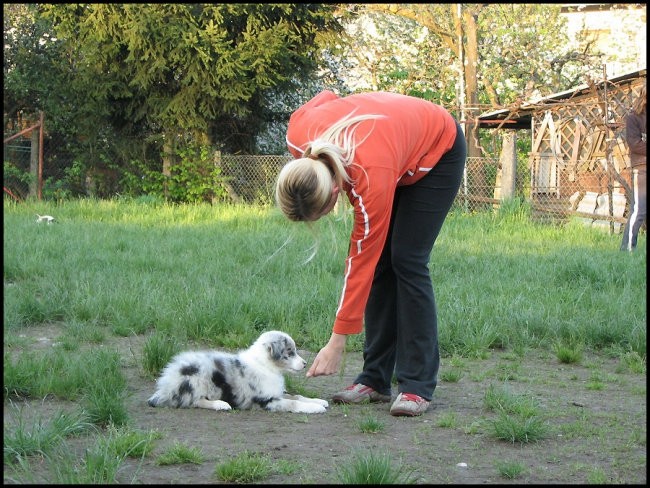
[357,4,603,152]
[3,4,78,132]
[329,10,457,106]
[5,4,343,200]
[40,4,341,149]
[343,3,604,200]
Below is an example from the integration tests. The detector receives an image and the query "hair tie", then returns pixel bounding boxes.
[303,148,320,161]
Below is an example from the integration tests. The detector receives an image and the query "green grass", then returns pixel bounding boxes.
[156,442,204,465]
[3,198,645,357]
[3,411,139,484]
[357,413,385,433]
[4,347,129,427]
[2,198,646,483]
[616,351,646,374]
[483,383,548,443]
[102,425,162,459]
[553,341,584,364]
[439,368,464,382]
[435,412,458,428]
[4,408,95,464]
[336,449,416,484]
[490,411,548,443]
[496,460,526,479]
[483,383,540,418]
[211,449,302,482]
[214,450,273,483]
[141,332,182,378]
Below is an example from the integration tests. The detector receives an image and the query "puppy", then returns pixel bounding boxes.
[147,330,328,414]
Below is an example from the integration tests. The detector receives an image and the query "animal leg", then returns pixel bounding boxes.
[267,398,327,413]
[283,394,329,408]
[195,398,232,411]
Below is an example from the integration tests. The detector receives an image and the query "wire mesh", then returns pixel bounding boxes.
[2,127,634,231]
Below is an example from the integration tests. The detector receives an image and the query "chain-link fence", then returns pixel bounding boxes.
[3,125,633,232]
[218,153,290,205]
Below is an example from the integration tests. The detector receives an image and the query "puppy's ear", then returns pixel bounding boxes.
[267,340,285,360]
[266,342,282,361]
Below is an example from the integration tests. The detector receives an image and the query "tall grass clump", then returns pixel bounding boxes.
[82,349,129,427]
[101,425,161,459]
[57,438,127,484]
[156,442,204,466]
[357,413,385,434]
[496,460,526,479]
[483,383,548,443]
[214,451,273,483]
[5,423,159,484]
[141,332,181,377]
[553,341,584,364]
[336,449,416,484]
[4,346,129,427]
[490,411,548,444]
[5,348,99,401]
[483,383,540,418]
[4,408,95,464]
[495,197,532,222]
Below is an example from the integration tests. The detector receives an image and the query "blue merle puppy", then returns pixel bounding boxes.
[147,330,328,414]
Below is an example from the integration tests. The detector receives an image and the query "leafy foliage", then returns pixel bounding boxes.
[4,4,342,202]
[4,4,639,202]
[39,4,340,139]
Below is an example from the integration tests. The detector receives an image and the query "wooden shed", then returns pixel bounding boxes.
[478,68,646,229]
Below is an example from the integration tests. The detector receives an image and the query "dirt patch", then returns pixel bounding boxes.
[4,326,647,484]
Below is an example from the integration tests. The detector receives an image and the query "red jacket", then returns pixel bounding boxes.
[286,91,457,334]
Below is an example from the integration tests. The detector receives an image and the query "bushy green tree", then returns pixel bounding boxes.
[4,4,342,200]
[40,3,341,150]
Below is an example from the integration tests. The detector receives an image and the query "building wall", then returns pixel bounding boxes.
[561,4,647,78]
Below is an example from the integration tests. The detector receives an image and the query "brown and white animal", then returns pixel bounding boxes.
[147,331,328,414]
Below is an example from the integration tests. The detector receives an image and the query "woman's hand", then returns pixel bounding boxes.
[306,332,347,377]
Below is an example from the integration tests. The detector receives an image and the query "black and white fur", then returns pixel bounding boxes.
[147,331,328,414]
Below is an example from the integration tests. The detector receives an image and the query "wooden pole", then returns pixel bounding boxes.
[602,66,614,234]
[500,132,517,200]
[38,111,44,200]
[30,126,39,198]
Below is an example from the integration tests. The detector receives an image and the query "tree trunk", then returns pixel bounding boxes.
[162,135,174,199]
[463,7,481,160]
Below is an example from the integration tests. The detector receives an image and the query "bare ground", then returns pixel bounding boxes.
[4,326,647,484]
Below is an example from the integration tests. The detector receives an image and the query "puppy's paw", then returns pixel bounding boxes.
[196,398,232,411]
[296,402,327,414]
[310,398,329,408]
[213,400,232,411]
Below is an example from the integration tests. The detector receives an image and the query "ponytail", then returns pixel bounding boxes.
[276,111,384,222]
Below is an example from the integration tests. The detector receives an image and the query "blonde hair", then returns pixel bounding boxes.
[631,81,646,115]
[275,112,383,222]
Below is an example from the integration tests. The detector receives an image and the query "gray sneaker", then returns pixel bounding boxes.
[332,383,391,404]
[390,393,430,417]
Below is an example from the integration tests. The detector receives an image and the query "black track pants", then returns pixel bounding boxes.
[355,121,467,401]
